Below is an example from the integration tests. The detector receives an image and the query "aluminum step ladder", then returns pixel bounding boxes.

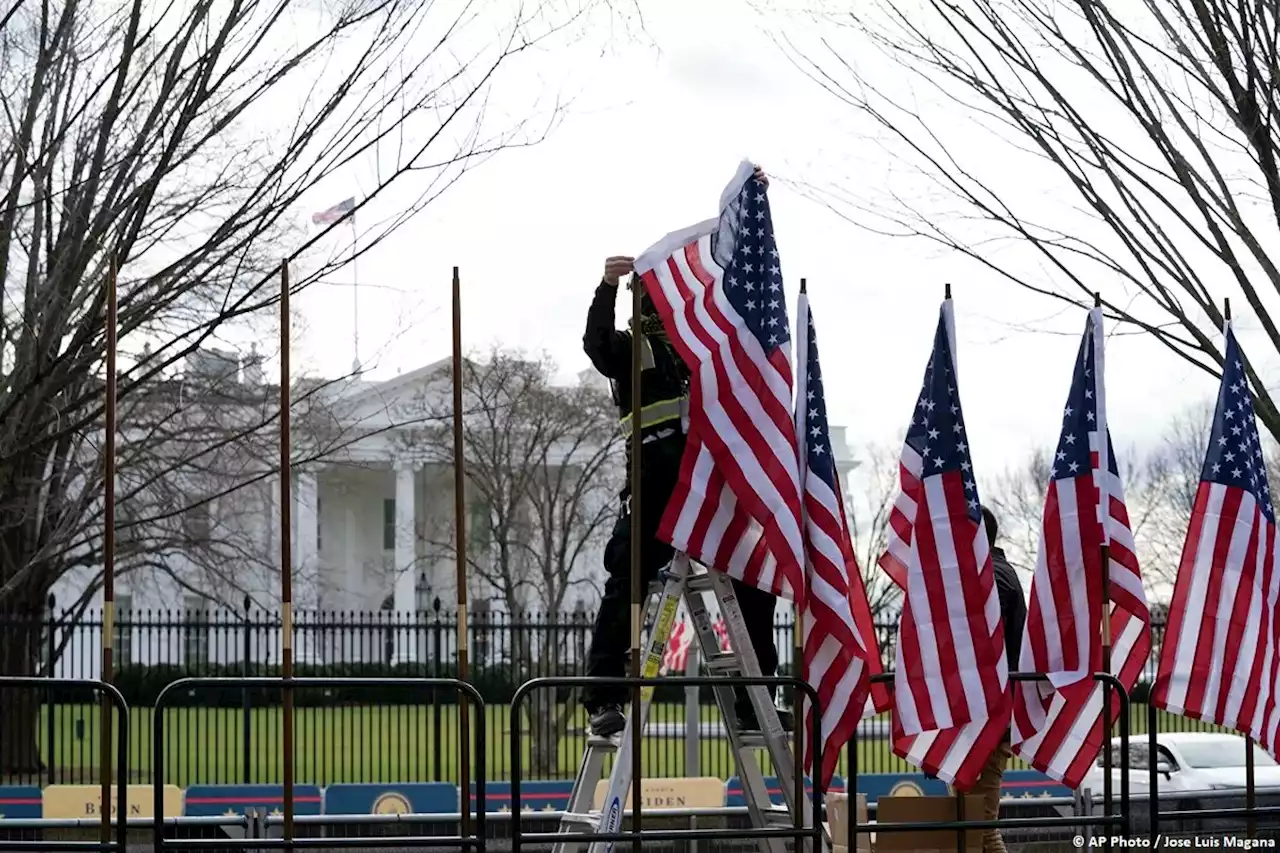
[553,552,818,853]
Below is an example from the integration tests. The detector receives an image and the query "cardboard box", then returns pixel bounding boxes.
[823,791,871,853]
[874,794,984,852]
[42,785,184,820]
[591,776,725,811]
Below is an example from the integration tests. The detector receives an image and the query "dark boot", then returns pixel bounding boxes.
[587,704,626,738]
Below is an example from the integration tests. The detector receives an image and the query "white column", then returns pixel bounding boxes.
[294,471,321,664]
[393,462,418,663]
[344,504,358,598]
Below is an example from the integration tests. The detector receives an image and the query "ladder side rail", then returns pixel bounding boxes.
[685,584,786,853]
[709,569,818,851]
[586,560,689,853]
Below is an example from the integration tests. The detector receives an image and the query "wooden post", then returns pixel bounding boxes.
[629,272,644,845]
[451,266,472,836]
[100,258,118,847]
[279,262,295,842]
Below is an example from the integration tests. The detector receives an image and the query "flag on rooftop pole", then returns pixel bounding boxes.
[312,197,356,225]
[1010,308,1151,787]
[878,296,1011,790]
[793,284,889,786]
[634,160,805,601]
[1151,321,1280,759]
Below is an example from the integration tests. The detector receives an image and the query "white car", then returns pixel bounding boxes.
[1080,731,1280,794]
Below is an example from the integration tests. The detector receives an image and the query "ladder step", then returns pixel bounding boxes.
[737,731,768,750]
[685,572,715,593]
[559,812,600,827]
[705,653,741,673]
[762,807,803,826]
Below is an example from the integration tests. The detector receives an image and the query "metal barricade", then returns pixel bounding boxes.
[0,677,129,853]
[510,675,823,853]
[1145,700,1280,844]
[151,677,486,852]
[843,671,1133,851]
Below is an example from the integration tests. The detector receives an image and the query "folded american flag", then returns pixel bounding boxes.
[1011,307,1150,787]
[879,297,1010,790]
[635,161,805,601]
[1152,321,1280,759]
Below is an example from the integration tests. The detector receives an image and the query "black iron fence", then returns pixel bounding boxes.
[0,605,1221,791]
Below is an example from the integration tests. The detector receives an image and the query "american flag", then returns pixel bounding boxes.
[662,617,692,672]
[712,616,730,651]
[635,161,805,601]
[1151,323,1280,758]
[1010,308,1151,788]
[794,286,889,786]
[879,298,1010,790]
[312,197,355,225]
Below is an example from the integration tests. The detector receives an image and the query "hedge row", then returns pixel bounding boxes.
[42,662,799,708]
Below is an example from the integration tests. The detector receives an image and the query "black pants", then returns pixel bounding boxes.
[583,472,781,713]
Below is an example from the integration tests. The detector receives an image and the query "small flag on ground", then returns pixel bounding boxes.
[634,160,805,601]
[794,285,889,786]
[312,197,356,225]
[879,298,1010,790]
[1152,322,1280,758]
[1010,308,1150,788]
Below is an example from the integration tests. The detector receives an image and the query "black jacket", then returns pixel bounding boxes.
[582,279,688,495]
[991,546,1028,669]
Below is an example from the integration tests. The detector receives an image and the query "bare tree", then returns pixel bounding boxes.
[986,447,1053,574]
[770,1,1280,436]
[844,437,907,620]
[404,346,620,777]
[1141,404,1214,586]
[0,0,635,773]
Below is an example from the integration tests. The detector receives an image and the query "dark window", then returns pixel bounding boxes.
[383,498,395,550]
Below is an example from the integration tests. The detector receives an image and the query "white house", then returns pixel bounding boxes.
[48,348,859,676]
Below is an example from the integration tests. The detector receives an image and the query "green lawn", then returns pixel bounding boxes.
[28,702,1224,789]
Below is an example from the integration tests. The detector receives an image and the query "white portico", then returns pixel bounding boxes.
[48,349,862,674]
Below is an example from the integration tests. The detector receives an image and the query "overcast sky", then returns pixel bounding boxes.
[287,1,1234,482]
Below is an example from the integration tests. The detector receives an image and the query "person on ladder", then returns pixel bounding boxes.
[581,166,794,739]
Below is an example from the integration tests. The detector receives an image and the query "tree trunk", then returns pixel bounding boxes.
[0,604,46,778]
[528,690,561,778]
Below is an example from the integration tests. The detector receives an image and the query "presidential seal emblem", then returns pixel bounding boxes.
[888,780,924,797]
[372,792,411,815]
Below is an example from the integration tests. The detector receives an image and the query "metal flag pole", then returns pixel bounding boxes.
[100,257,118,847]
[1095,292,1113,853]
[279,261,296,843]
[942,281,966,853]
[452,266,472,837]
[629,271,645,848]
[793,279,808,791]
[1225,298,1258,839]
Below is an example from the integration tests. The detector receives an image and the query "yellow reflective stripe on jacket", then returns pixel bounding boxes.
[620,397,686,432]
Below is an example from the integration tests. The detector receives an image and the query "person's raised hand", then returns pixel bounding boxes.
[603,255,635,286]
[752,165,769,188]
